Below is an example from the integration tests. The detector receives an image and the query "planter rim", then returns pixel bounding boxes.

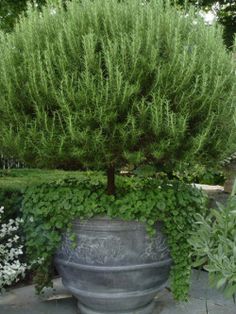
[73,216,162,231]
[54,257,172,272]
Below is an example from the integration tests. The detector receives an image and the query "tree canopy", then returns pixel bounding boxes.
[0,0,235,47]
[0,0,235,191]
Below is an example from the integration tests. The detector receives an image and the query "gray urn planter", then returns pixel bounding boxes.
[224,160,236,193]
[55,217,172,314]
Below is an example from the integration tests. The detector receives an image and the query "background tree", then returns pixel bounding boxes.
[199,0,235,48]
[177,0,236,48]
[0,1,45,32]
[213,0,235,48]
[0,0,235,194]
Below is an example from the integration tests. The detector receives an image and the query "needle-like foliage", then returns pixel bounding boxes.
[0,0,235,176]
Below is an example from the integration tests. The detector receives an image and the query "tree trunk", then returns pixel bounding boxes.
[107,165,115,195]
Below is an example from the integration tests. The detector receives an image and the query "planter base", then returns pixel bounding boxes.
[78,301,155,314]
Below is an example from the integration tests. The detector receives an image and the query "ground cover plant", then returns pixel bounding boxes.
[0,0,235,302]
[0,168,84,190]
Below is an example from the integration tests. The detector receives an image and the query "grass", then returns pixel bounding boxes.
[0,168,83,191]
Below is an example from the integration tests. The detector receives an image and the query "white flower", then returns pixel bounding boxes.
[0,206,31,293]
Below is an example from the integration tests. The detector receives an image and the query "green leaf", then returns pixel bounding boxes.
[216,278,227,289]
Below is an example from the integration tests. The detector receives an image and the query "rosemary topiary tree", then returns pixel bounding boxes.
[0,0,235,194]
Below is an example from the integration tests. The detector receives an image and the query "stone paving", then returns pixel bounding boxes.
[0,270,235,314]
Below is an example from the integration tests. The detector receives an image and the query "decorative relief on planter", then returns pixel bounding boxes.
[59,236,73,259]
[58,231,170,265]
[59,234,126,265]
[74,234,125,265]
[139,234,170,262]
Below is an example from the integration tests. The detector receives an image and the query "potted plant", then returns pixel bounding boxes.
[0,0,235,313]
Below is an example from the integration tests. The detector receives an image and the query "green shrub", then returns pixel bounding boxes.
[22,174,207,300]
[172,163,225,185]
[0,188,22,222]
[0,0,235,183]
[189,181,236,298]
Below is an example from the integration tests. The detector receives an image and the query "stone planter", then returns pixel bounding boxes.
[55,217,171,314]
[223,160,236,194]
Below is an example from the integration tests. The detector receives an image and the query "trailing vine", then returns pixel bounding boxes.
[22,172,207,300]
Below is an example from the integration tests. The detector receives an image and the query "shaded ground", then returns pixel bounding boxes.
[0,270,235,314]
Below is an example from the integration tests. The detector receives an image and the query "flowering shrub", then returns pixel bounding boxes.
[0,206,27,293]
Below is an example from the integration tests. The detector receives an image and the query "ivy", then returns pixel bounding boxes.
[22,173,207,300]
